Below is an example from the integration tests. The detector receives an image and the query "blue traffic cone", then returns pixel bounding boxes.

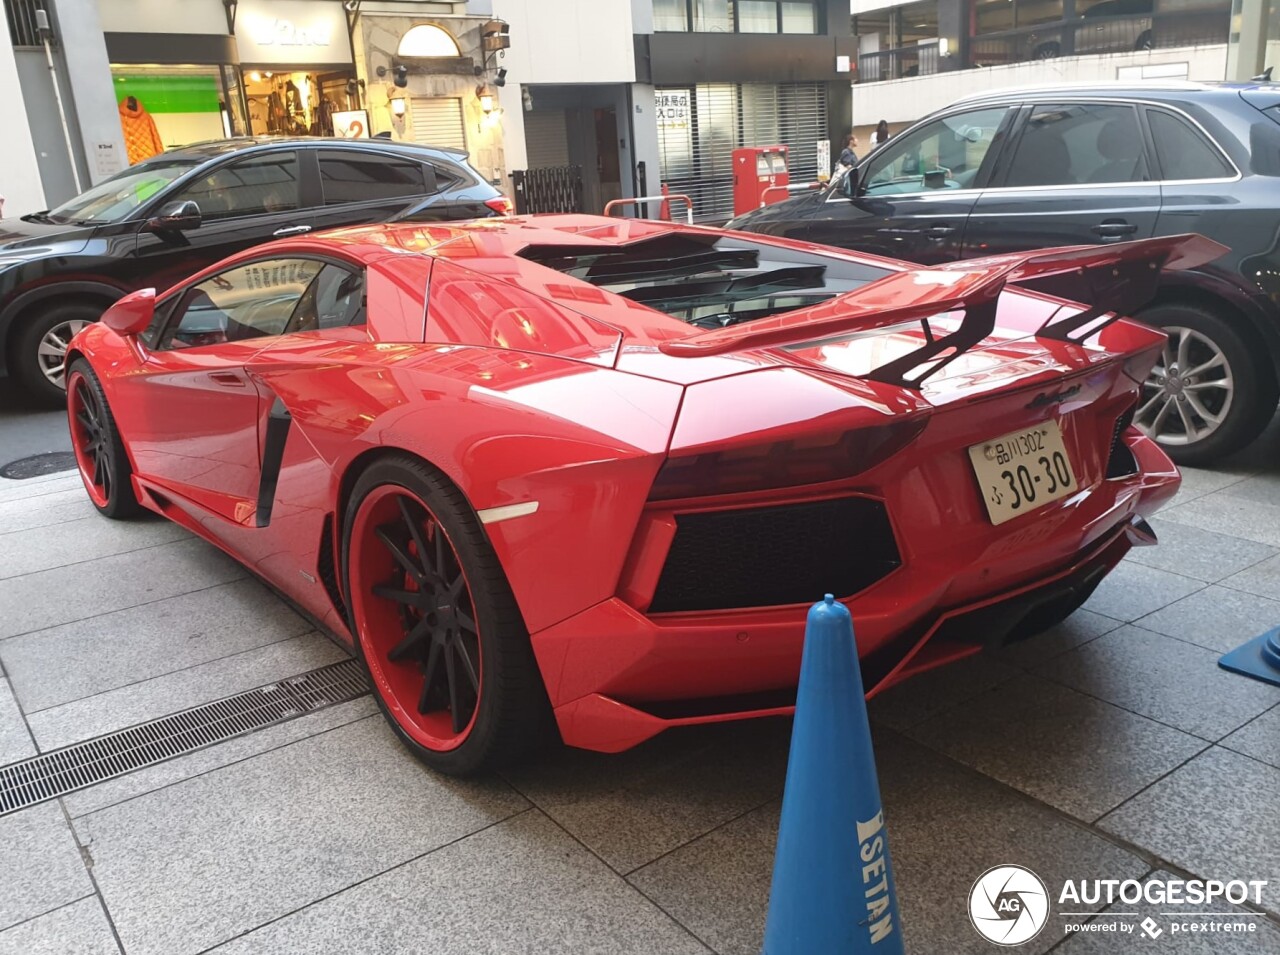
[1219,627,1280,688]
[762,595,905,955]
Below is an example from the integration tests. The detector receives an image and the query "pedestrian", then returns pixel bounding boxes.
[872,119,891,147]
[838,133,858,168]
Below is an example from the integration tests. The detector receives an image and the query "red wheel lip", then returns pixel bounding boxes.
[349,483,482,752]
[67,370,109,508]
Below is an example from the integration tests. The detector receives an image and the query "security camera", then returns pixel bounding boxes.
[495,68,507,88]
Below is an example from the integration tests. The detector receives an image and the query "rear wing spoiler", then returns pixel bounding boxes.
[658,234,1227,389]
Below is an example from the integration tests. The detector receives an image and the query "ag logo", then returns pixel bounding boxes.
[969,864,1050,946]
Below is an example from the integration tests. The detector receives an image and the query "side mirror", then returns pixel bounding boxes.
[101,288,156,337]
[145,200,202,233]
[840,166,860,199]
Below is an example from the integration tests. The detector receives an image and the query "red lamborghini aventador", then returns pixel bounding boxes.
[65,215,1211,774]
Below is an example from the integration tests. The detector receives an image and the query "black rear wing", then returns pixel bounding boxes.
[659,234,1227,389]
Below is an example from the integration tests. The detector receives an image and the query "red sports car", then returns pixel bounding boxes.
[65,215,1210,774]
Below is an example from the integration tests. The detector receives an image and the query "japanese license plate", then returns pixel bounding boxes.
[968,421,1078,525]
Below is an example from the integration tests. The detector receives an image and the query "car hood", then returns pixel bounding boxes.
[0,217,94,259]
[724,191,824,231]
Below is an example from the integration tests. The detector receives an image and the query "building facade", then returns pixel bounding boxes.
[847,0,1280,141]
[3,0,860,223]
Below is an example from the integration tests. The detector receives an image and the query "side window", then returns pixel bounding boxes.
[1004,104,1148,188]
[1147,110,1233,181]
[863,107,1010,195]
[284,265,366,334]
[159,259,322,350]
[318,150,428,204]
[430,163,463,190]
[171,152,300,220]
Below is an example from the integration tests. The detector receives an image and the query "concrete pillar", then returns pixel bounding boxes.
[1232,0,1269,81]
[0,34,47,215]
[629,82,662,197]
[51,0,127,185]
[937,0,967,71]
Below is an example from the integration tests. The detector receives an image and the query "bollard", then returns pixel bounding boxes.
[1219,626,1280,688]
[762,595,905,955]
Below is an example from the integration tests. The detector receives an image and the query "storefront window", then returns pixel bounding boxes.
[243,69,358,136]
[653,0,818,33]
[781,1,818,32]
[695,0,733,31]
[654,0,690,31]
[111,65,228,159]
[737,0,778,31]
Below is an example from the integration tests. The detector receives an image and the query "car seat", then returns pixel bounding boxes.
[1087,117,1145,183]
[1007,130,1072,187]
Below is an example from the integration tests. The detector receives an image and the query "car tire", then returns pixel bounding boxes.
[1135,30,1153,51]
[1133,303,1278,466]
[12,303,103,406]
[341,455,554,776]
[65,358,143,520]
[1033,41,1061,59]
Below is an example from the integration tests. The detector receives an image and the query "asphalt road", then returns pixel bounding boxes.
[0,378,71,468]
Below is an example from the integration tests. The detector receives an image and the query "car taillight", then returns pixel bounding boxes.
[647,418,927,501]
[485,196,514,216]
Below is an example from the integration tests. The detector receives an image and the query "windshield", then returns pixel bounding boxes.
[44,159,199,225]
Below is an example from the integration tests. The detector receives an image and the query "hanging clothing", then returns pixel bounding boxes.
[118,98,165,165]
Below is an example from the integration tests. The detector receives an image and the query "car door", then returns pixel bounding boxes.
[801,105,1015,264]
[115,256,327,524]
[960,102,1162,259]
[1143,104,1239,239]
[132,150,315,293]
[308,147,441,231]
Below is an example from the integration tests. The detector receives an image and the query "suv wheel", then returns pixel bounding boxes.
[12,303,102,406]
[1134,303,1278,466]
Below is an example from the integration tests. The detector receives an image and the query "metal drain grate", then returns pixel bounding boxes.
[0,451,78,479]
[0,659,369,816]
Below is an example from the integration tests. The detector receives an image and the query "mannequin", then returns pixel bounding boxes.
[118,96,164,164]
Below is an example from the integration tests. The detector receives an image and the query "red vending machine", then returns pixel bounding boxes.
[732,145,790,216]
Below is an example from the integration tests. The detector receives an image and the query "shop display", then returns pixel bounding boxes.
[64,216,1206,776]
[244,70,355,136]
[118,96,165,165]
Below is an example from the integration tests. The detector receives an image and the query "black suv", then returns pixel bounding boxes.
[0,137,508,404]
[729,82,1280,464]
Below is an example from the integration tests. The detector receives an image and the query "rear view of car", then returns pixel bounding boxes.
[64,216,1194,773]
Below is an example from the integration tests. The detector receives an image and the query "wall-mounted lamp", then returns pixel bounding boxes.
[478,89,495,114]
[390,97,407,118]
[376,64,409,88]
[939,37,951,56]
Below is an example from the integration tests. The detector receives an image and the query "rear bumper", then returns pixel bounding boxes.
[533,429,1178,753]
[547,515,1143,753]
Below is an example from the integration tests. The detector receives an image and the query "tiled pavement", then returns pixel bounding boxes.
[1,420,1278,954]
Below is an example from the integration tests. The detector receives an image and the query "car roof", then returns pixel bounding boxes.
[950,80,1278,108]
[155,136,470,164]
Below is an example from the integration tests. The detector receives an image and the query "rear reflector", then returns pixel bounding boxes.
[485,196,514,216]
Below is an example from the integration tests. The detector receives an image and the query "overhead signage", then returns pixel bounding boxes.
[235,0,353,66]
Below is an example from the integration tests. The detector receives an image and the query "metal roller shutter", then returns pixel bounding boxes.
[523,110,571,168]
[409,97,467,152]
[657,82,828,222]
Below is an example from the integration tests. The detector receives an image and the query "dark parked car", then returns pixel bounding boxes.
[728,82,1280,464]
[0,137,510,404]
